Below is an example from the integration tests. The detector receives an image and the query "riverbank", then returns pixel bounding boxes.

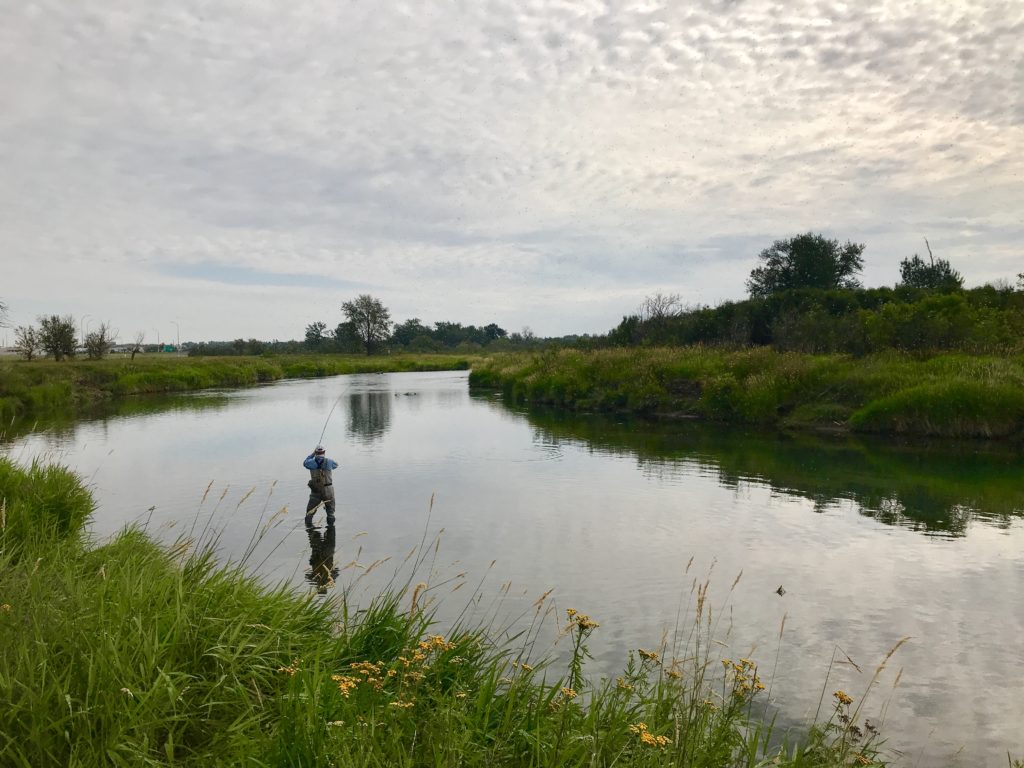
[0,457,892,766]
[469,348,1024,440]
[0,353,472,422]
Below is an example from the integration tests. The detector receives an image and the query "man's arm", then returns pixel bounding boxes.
[329,459,339,469]
[303,455,317,469]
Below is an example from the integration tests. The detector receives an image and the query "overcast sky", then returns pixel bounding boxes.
[2,0,1021,342]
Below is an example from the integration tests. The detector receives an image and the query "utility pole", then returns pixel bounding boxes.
[170,320,180,350]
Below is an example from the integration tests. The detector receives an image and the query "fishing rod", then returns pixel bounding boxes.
[317,381,354,447]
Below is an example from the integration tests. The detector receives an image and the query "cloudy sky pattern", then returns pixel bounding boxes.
[2,0,1022,339]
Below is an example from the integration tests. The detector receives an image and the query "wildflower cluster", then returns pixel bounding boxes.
[277,657,302,676]
[721,658,766,700]
[564,608,599,632]
[628,722,671,748]
[325,634,465,711]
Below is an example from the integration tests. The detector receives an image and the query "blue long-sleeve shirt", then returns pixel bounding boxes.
[304,454,339,471]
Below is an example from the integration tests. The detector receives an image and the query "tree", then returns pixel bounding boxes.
[14,325,40,360]
[38,315,77,361]
[898,255,963,291]
[639,292,682,322]
[0,299,8,328]
[341,295,391,355]
[898,239,963,291]
[332,321,363,353]
[129,331,145,361]
[391,318,430,348]
[483,323,507,342]
[84,322,116,359]
[305,321,328,349]
[746,233,865,297]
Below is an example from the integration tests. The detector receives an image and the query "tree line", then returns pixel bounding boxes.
[609,233,1024,354]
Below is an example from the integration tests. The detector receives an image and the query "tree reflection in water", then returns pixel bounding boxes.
[346,391,392,444]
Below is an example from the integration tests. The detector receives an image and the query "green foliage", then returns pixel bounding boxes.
[342,294,392,355]
[746,233,865,297]
[37,314,77,361]
[470,349,1024,440]
[304,320,328,349]
[897,254,963,291]
[0,458,94,556]
[609,286,1024,355]
[0,354,474,423]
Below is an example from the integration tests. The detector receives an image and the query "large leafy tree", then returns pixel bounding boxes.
[898,254,963,291]
[304,321,327,349]
[38,315,77,361]
[746,233,866,297]
[341,295,391,355]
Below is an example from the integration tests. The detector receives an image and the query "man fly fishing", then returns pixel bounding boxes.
[303,445,338,525]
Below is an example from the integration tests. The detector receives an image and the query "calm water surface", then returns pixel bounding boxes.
[5,371,1023,766]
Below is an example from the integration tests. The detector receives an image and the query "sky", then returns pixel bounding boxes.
[1,0,1022,342]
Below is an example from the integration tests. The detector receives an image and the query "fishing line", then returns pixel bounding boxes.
[317,382,353,447]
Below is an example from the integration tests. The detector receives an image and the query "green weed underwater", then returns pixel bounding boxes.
[1,457,891,767]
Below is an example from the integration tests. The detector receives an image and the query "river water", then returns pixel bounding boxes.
[4,370,1022,765]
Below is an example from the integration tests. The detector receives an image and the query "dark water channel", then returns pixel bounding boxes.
[4,371,1023,765]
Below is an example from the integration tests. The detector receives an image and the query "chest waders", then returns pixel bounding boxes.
[306,457,336,521]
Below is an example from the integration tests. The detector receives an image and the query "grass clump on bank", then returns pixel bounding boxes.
[0,457,888,766]
[469,348,1024,440]
[0,353,473,422]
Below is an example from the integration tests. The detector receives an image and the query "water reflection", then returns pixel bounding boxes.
[346,391,392,444]
[515,407,1024,536]
[305,521,338,594]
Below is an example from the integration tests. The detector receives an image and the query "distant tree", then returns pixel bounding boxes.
[0,298,8,328]
[483,323,507,342]
[1017,272,1024,291]
[898,255,963,291]
[639,292,682,322]
[391,318,429,347]
[304,321,328,349]
[747,233,865,297]
[14,325,40,360]
[84,322,116,359]
[129,331,145,361]
[332,321,363,353]
[341,294,392,355]
[898,240,963,291]
[38,315,77,361]
[232,338,246,354]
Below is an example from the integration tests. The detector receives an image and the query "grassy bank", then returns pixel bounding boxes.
[469,348,1024,440]
[0,354,472,422]
[0,458,892,767]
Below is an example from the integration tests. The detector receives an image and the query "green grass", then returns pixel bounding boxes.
[0,353,473,422]
[469,349,1024,440]
[0,457,890,766]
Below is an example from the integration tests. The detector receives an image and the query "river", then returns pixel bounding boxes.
[4,370,1022,765]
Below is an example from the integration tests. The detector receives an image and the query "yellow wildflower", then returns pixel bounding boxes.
[560,687,578,699]
[330,675,359,697]
[616,676,633,692]
[389,700,415,708]
[521,663,534,672]
[0,604,10,612]
[834,690,854,706]
[566,608,578,618]
[638,648,660,663]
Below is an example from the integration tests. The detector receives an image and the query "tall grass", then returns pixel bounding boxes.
[469,349,1024,440]
[0,460,892,766]
[0,353,473,423]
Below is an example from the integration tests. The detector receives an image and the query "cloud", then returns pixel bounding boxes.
[1,0,1021,337]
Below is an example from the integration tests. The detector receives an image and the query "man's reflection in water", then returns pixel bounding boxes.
[305,521,339,594]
